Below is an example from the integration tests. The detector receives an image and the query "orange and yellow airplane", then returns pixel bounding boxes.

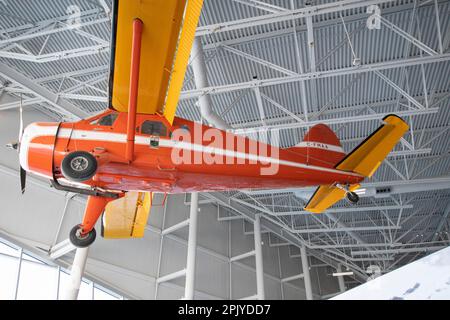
[8,0,408,247]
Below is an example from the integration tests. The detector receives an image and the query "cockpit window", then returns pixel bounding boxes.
[90,113,118,126]
[140,120,167,137]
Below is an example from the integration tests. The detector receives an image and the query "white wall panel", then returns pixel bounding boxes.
[160,237,188,277]
[195,250,229,298]
[231,263,257,299]
[283,283,307,300]
[0,173,65,246]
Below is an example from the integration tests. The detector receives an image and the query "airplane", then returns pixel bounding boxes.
[7,0,409,248]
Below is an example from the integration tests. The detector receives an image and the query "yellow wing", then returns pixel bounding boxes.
[304,115,409,213]
[101,192,152,239]
[109,0,204,124]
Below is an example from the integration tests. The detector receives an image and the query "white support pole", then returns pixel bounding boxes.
[300,246,313,300]
[336,264,346,293]
[254,214,265,300]
[184,192,199,300]
[56,266,61,300]
[14,248,23,300]
[64,247,89,300]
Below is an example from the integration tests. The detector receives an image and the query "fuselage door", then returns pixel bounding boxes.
[137,119,175,172]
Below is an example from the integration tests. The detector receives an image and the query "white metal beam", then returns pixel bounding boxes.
[378,14,438,56]
[161,219,190,236]
[254,87,266,127]
[0,8,104,36]
[281,273,304,283]
[292,226,400,234]
[181,53,450,100]
[234,108,438,134]
[307,242,448,249]
[374,70,425,110]
[230,250,255,262]
[195,0,394,36]
[221,44,297,76]
[233,91,449,129]
[250,175,450,196]
[49,239,76,260]
[351,246,446,255]
[0,63,89,119]
[271,205,413,216]
[232,0,287,13]
[0,45,109,63]
[98,0,111,16]
[432,200,450,241]
[157,269,187,284]
[0,18,109,47]
[351,257,394,261]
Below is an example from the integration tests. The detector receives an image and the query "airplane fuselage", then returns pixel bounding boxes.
[19,110,363,194]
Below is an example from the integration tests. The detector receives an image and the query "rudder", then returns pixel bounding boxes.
[289,124,346,168]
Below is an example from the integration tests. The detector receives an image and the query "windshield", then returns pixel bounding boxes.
[90,113,118,126]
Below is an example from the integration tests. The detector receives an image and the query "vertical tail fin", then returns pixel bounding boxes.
[289,123,346,168]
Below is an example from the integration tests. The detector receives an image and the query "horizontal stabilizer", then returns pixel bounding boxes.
[335,115,409,177]
[304,184,359,213]
[304,115,409,213]
[304,185,346,213]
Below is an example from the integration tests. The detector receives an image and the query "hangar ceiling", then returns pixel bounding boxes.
[0,0,449,281]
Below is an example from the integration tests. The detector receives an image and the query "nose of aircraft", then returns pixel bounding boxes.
[19,123,32,172]
[19,122,58,171]
[18,122,59,176]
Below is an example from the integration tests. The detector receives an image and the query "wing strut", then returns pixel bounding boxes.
[125,19,143,163]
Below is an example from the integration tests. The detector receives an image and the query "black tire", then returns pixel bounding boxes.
[69,224,96,248]
[346,191,359,204]
[61,151,97,182]
[100,212,105,238]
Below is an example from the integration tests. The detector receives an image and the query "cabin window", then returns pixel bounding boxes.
[90,113,118,126]
[140,120,167,137]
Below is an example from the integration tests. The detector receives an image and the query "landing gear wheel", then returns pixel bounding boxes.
[61,151,97,182]
[346,191,359,204]
[69,224,96,248]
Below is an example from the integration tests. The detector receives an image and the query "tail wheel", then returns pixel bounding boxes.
[346,191,359,204]
[69,224,96,248]
[61,151,97,182]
